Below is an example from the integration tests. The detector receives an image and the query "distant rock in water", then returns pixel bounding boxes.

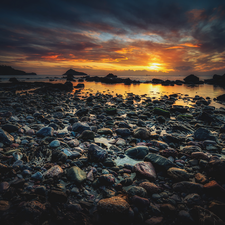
[0,65,36,75]
[184,74,200,84]
[63,69,87,76]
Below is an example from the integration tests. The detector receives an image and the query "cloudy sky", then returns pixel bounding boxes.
[0,0,225,76]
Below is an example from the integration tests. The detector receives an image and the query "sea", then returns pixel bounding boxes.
[1,74,225,108]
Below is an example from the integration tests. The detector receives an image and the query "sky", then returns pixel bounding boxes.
[0,0,225,76]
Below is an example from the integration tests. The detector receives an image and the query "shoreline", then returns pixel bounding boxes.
[1,81,225,224]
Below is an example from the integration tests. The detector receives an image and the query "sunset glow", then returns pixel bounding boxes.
[0,0,225,76]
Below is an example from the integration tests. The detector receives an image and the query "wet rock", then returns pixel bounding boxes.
[133,162,156,180]
[184,193,201,206]
[139,182,160,194]
[0,181,10,193]
[0,200,10,211]
[97,128,113,135]
[72,122,90,133]
[195,173,208,184]
[88,143,108,162]
[49,139,60,147]
[36,127,54,137]
[0,128,14,145]
[43,165,63,177]
[79,130,95,140]
[182,145,202,154]
[190,205,225,225]
[153,107,170,118]
[105,107,117,115]
[2,124,19,133]
[184,74,199,83]
[191,152,210,160]
[52,149,68,162]
[132,195,149,208]
[204,180,225,196]
[194,127,216,141]
[31,172,43,180]
[209,200,225,221]
[97,196,129,214]
[167,167,190,181]
[48,190,67,203]
[127,186,147,197]
[173,181,203,194]
[99,174,115,185]
[144,216,163,225]
[178,210,194,224]
[133,128,151,139]
[160,203,176,215]
[67,166,86,184]
[144,153,178,170]
[125,146,149,159]
[115,128,132,137]
[206,159,225,182]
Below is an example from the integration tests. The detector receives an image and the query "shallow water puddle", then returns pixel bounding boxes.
[115,155,143,166]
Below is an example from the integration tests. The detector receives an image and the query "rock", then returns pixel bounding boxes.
[49,140,60,147]
[99,174,115,185]
[173,181,203,194]
[160,203,176,214]
[206,159,225,182]
[127,186,147,197]
[209,200,225,221]
[36,127,54,137]
[144,216,163,225]
[48,190,67,203]
[115,128,132,137]
[153,108,170,118]
[184,193,201,205]
[184,74,199,83]
[88,143,108,162]
[72,122,90,133]
[0,200,10,211]
[167,167,190,181]
[19,201,46,224]
[204,180,225,197]
[97,196,129,215]
[43,165,63,177]
[132,195,149,208]
[195,173,208,184]
[52,149,68,162]
[76,108,88,116]
[31,172,43,180]
[35,186,46,195]
[0,181,10,193]
[0,163,11,172]
[190,205,225,225]
[182,145,202,154]
[0,128,14,145]
[139,182,160,194]
[125,146,149,159]
[194,127,216,141]
[105,108,117,115]
[133,162,156,180]
[79,130,95,140]
[144,153,178,170]
[97,128,113,135]
[178,210,194,224]
[133,128,151,139]
[191,152,210,160]
[2,124,19,133]
[67,166,86,184]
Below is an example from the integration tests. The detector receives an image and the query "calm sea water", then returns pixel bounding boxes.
[1,74,225,108]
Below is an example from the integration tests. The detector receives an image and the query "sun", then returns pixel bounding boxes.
[148,63,163,71]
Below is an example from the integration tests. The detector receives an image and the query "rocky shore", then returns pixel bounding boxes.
[1,84,225,225]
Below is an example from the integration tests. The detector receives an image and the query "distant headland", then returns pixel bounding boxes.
[0,65,36,75]
[63,69,87,76]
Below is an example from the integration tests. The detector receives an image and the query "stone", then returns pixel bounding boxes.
[48,190,67,203]
[133,128,151,139]
[35,186,46,195]
[31,172,43,180]
[206,159,225,182]
[204,180,225,197]
[0,181,10,193]
[167,167,190,181]
[127,186,147,197]
[133,162,156,180]
[194,127,215,141]
[67,166,86,184]
[115,128,132,137]
[125,146,149,159]
[72,122,90,133]
[209,201,225,221]
[43,165,63,177]
[36,127,54,137]
[153,108,170,118]
[144,216,163,225]
[132,195,149,208]
[195,173,208,184]
[88,143,108,162]
[2,124,19,133]
[49,140,60,147]
[184,193,201,205]
[173,181,203,194]
[160,203,176,214]
[191,152,210,160]
[97,128,113,135]
[178,210,194,224]
[184,74,199,83]
[0,128,14,145]
[139,182,160,194]
[190,205,225,225]
[0,200,10,211]
[182,145,202,154]
[79,130,95,140]
[97,196,129,215]
[99,174,115,185]
[144,153,178,170]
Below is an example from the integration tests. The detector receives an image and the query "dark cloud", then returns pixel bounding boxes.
[175,66,192,71]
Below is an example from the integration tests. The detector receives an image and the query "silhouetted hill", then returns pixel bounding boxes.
[63,69,87,76]
[0,65,36,75]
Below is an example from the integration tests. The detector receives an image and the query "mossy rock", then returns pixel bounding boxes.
[153,107,170,118]
[105,108,117,115]
[177,114,193,120]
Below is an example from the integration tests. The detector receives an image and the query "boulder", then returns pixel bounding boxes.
[36,127,54,137]
[67,166,86,184]
[133,162,156,180]
[125,146,149,159]
[88,143,108,162]
[133,128,151,139]
[0,128,14,145]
